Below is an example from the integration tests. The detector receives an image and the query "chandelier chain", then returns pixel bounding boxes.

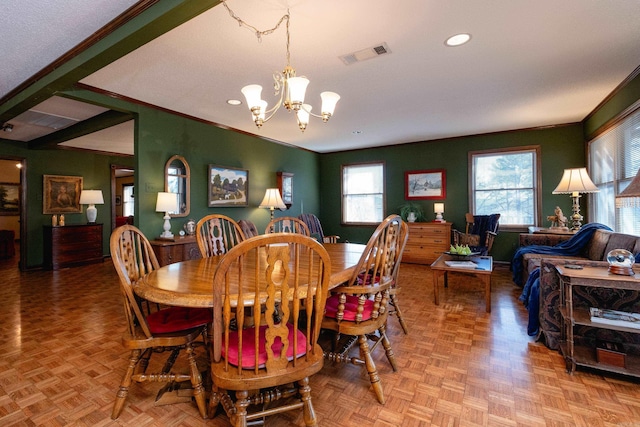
[221,0,291,65]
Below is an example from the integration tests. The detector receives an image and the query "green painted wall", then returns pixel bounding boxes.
[584,71,640,140]
[133,108,320,241]
[319,124,585,262]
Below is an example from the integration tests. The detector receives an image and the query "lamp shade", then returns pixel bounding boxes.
[156,192,178,213]
[79,190,104,205]
[79,190,104,223]
[259,188,286,210]
[552,168,599,195]
[434,203,445,213]
[320,91,340,116]
[616,167,640,208]
[241,84,263,110]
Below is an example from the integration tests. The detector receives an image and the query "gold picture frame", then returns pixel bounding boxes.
[43,175,83,214]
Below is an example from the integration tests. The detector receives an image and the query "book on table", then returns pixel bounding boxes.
[444,260,477,268]
[589,307,640,329]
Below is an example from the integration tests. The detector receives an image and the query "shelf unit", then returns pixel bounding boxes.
[556,264,640,377]
[402,222,452,265]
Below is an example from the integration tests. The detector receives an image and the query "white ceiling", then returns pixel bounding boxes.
[2,1,640,154]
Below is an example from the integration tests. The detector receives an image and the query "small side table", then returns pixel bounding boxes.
[519,227,574,247]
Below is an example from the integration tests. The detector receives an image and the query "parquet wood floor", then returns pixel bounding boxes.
[1,248,640,426]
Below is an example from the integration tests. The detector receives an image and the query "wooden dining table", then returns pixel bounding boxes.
[135,242,366,308]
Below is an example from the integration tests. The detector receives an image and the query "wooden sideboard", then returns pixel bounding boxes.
[43,224,103,270]
[151,235,201,266]
[403,222,452,265]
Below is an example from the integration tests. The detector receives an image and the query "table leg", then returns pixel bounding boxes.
[433,270,446,305]
[483,275,491,313]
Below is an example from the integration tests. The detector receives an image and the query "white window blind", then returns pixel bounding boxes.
[589,107,640,235]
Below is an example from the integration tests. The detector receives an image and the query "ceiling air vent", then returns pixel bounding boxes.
[19,109,79,130]
[340,42,391,65]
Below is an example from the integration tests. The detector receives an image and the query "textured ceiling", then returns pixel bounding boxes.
[2,1,640,154]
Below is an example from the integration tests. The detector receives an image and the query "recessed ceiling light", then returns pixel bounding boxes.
[227,99,242,106]
[445,33,471,47]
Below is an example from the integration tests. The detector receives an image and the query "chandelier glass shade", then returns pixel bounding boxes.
[224,1,340,132]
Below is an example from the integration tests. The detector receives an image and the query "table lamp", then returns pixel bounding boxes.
[433,203,445,222]
[156,192,178,239]
[259,188,286,222]
[552,167,599,231]
[615,167,640,208]
[79,190,104,224]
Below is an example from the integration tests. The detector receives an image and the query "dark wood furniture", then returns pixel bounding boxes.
[43,224,103,270]
[0,230,15,259]
[402,222,452,264]
[430,254,494,312]
[150,235,201,266]
[556,264,640,377]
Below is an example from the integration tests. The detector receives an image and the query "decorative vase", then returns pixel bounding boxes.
[407,212,417,222]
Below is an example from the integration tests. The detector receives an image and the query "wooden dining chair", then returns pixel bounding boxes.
[109,224,210,419]
[208,234,331,427]
[298,213,340,243]
[388,219,409,334]
[238,219,259,238]
[265,216,311,236]
[321,214,404,404]
[196,214,246,258]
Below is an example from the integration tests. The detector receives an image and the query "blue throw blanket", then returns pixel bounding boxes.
[510,222,612,286]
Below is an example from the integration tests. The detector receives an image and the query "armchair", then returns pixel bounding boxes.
[452,213,500,255]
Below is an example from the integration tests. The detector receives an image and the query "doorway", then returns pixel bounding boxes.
[0,157,26,270]
[111,164,134,230]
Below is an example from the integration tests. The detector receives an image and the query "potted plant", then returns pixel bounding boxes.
[398,202,425,222]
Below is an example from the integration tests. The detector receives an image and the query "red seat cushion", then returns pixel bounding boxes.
[324,294,375,321]
[146,306,211,334]
[357,272,380,285]
[223,324,308,369]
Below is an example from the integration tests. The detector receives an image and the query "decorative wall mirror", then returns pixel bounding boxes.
[165,155,190,217]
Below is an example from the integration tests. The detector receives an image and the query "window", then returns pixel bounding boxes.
[342,162,384,224]
[589,107,640,235]
[470,146,541,228]
[123,184,134,217]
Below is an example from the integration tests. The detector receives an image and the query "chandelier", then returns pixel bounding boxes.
[223,1,340,132]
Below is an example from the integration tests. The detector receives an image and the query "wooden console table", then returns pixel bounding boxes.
[43,224,103,270]
[150,235,201,266]
[519,227,574,247]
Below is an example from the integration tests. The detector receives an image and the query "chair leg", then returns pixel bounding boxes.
[357,334,385,404]
[298,377,318,427]
[111,349,141,419]
[186,344,207,418]
[232,390,250,427]
[389,293,409,334]
[379,324,398,372]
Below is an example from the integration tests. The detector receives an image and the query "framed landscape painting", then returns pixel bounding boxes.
[43,175,83,214]
[405,169,446,200]
[208,165,248,207]
[0,183,20,216]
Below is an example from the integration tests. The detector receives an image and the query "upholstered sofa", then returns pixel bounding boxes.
[513,224,640,287]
